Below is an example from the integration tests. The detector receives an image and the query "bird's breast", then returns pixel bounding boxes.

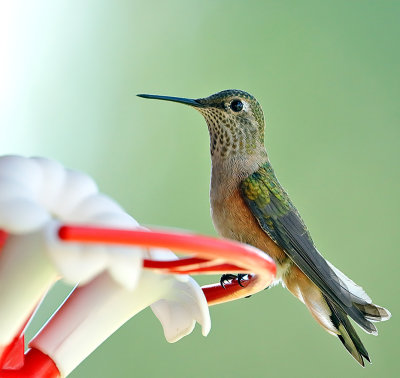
[210,186,290,273]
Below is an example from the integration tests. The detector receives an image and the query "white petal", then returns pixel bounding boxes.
[148,247,189,282]
[108,247,143,290]
[0,197,50,233]
[0,177,35,201]
[0,228,58,344]
[44,221,144,289]
[148,247,179,262]
[66,193,124,223]
[0,155,43,197]
[44,221,108,285]
[151,276,211,342]
[30,272,173,376]
[32,157,67,210]
[88,212,140,229]
[54,170,99,220]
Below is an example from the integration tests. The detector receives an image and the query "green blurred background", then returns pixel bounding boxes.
[1,1,399,377]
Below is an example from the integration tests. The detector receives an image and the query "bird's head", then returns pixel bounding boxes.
[138,89,266,160]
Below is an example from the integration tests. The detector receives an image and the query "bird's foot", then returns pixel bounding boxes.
[220,273,247,288]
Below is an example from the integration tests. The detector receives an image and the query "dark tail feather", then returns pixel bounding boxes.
[324,295,370,367]
[354,302,391,322]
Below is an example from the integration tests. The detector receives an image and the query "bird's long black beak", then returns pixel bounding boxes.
[137,94,203,107]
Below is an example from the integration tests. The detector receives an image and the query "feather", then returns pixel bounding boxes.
[240,161,390,337]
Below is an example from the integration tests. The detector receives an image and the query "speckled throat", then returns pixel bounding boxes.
[198,106,264,158]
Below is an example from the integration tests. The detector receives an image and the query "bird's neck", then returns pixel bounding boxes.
[210,148,268,199]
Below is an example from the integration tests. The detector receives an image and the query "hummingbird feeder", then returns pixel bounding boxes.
[0,155,276,377]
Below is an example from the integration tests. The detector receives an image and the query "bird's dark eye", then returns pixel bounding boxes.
[230,99,243,112]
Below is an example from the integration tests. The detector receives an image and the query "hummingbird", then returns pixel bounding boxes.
[138,89,391,366]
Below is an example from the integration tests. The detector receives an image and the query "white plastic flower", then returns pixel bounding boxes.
[0,155,210,377]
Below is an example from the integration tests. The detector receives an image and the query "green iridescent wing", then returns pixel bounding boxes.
[240,162,374,333]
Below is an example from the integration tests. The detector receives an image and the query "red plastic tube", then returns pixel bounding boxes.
[58,225,276,305]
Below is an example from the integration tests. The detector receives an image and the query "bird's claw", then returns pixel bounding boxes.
[220,274,237,288]
[220,273,248,288]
